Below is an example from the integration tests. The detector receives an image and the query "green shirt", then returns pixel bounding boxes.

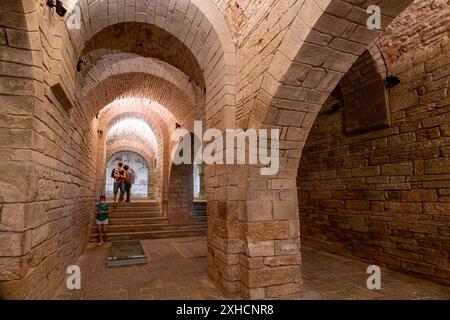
[96,203,110,221]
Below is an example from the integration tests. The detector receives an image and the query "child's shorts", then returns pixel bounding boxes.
[96,219,109,225]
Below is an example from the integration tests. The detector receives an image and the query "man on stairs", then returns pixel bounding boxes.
[122,164,134,202]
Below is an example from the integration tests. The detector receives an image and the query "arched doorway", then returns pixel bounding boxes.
[105,151,150,199]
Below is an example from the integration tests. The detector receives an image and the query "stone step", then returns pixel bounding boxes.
[91,222,208,234]
[116,202,159,208]
[89,228,207,242]
[112,207,161,213]
[191,209,207,215]
[107,217,169,225]
[109,212,162,219]
[192,202,207,216]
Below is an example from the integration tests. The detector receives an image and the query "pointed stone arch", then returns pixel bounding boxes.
[226,0,414,299]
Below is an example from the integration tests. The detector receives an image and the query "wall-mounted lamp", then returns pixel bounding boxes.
[97,130,103,135]
[330,100,343,112]
[175,123,181,129]
[385,75,400,89]
[76,59,83,72]
[46,0,68,17]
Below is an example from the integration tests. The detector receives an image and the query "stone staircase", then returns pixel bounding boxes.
[90,201,207,243]
[192,200,207,216]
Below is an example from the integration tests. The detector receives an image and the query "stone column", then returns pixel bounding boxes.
[95,129,106,198]
[199,164,206,199]
[206,164,242,295]
[239,165,301,299]
[206,134,302,299]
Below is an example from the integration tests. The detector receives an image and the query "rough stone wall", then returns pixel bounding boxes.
[298,0,450,286]
[0,0,419,300]
[167,163,194,222]
[0,0,97,299]
[339,50,390,133]
[0,0,37,294]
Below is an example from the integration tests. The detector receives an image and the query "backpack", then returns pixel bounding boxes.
[125,170,133,184]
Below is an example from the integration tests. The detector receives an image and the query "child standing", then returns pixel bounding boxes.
[95,195,111,245]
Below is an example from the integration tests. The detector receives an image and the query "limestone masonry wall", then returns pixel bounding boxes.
[0,1,96,299]
[298,0,450,285]
[1,0,448,300]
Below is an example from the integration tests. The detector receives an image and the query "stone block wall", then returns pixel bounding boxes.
[0,1,97,299]
[167,163,194,222]
[298,0,450,285]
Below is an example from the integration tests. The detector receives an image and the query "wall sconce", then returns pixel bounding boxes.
[175,123,181,129]
[330,100,343,112]
[385,75,400,89]
[97,130,103,135]
[46,0,68,17]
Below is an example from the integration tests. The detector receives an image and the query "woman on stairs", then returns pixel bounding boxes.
[95,195,111,245]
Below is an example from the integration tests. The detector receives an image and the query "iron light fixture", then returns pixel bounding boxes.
[385,75,400,89]
[46,0,68,17]
[76,59,83,72]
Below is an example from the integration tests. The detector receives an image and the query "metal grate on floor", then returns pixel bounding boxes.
[106,240,148,267]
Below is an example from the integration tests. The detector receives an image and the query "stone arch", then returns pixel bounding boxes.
[105,112,167,204]
[339,48,391,134]
[107,143,154,163]
[228,0,414,299]
[82,54,201,106]
[367,43,388,79]
[85,73,199,125]
[97,100,173,205]
[60,0,237,126]
[167,132,197,221]
[99,98,177,132]
[247,1,413,131]
[80,22,205,90]
[106,148,155,200]
[106,113,162,149]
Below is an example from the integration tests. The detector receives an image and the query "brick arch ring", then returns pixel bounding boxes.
[60,0,237,127]
[105,148,156,200]
[82,53,201,108]
[98,105,173,204]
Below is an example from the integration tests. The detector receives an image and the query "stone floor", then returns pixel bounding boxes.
[54,236,450,300]
[55,237,226,300]
[300,247,450,300]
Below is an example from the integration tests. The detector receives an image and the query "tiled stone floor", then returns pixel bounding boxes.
[300,247,450,300]
[54,237,450,300]
[55,237,226,300]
